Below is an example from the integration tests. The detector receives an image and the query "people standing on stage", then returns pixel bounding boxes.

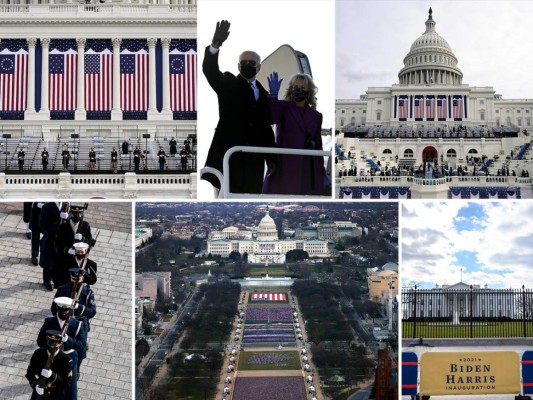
[62,146,71,171]
[88,148,96,171]
[42,148,49,171]
[133,146,141,173]
[111,148,118,173]
[169,138,177,156]
[158,147,167,171]
[121,139,129,155]
[18,147,25,171]
[180,149,189,171]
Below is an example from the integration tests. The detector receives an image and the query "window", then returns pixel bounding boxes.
[377,100,382,105]
[480,100,485,105]
[350,117,355,126]
[527,118,531,127]
[341,110,345,114]
[518,118,522,126]
[383,149,392,154]
[517,109,521,113]
[352,110,356,113]
[506,110,510,114]
[363,110,366,114]
[340,118,345,127]
[376,111,381,121]
[468,149,478,154]
[526,109,530,114]
[496,110,499,114]
[446,149,457,158]
[404,149,414,158]
[480,111,485,121]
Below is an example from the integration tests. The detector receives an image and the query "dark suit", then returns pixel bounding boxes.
[39,203,63,283]
[203,46,274,193]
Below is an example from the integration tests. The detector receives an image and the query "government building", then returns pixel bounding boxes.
[336,8,532,199]
[0,0,197,198]
[207,210,329,264]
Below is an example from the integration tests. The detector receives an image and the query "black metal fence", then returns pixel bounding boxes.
[402,286,533,338]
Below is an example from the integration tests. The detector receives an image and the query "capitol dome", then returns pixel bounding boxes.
[398,8,463,86]
[256,210,278,241]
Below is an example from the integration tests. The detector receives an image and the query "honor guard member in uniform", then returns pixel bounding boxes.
[42,148,49,171]
[55,204,93,262]
[133,146,141,173]
[169,137,177,155]
[111,147,118,173]
[61,146,71,171]
[23,202,32,239]
[55,242,97,288]
[26,330,73,400]
[40,202,69,291]
[88,148,96,170]
[29,202,44,266]
[38,297,88,392]
[158,147,167,170]
[18,147,25,170]
[52,267,96,335]
[180,149,189,170]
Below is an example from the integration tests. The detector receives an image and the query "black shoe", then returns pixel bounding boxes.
[31,257,38,265]
[26,232,31,239]
[43,281,53,291]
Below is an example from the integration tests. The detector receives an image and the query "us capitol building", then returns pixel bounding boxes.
[336,8,533,199]
[207,210,329,264]
[0,0,196,198]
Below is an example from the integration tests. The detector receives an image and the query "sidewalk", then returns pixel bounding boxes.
[0,202,132,400]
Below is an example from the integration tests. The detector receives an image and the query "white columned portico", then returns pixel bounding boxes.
[160,37,172,118]
[39,37,50,119]
[26,38,37,116]
[147,38,158,118]
[111,37,122,120]
[75,37,86,120]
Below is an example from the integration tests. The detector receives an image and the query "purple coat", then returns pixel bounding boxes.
[262,98,330,195]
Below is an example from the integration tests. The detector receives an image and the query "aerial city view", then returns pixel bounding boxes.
[135,202,398,400]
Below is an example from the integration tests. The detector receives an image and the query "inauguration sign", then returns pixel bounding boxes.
[420,351,520,395]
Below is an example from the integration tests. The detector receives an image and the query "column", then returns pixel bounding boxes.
[26,38,37,113]
[147,38,157,115]
[161,38,171,114]
[111,37,122,120]
[40,38,50,116]
[75,38,86,120]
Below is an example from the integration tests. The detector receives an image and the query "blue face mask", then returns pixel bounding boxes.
[291,88,309,102]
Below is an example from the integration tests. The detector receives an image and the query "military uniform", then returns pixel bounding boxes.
[54,253,97,288]
[42,150,49,170]
[133,147,141,173]
[26,347,73,400]
[158,148,166,170]
[52,280,96,333]
[39,203,67,290]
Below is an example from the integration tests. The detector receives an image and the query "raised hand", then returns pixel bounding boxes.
[212,20,231,47]
[267,72,283,97]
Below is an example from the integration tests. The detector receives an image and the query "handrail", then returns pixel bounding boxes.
[219,146,331,199]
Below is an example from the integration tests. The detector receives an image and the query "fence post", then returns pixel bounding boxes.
[413,286,417,339]
[469,285,473,339]
[523,285,527,338]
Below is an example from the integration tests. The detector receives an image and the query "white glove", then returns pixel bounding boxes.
[35,385,44,395]
[37,203,44,208]
[41,368,52,378]
[68,248,75,255]
[62,333,68,343]
[74,233,82,240]
[60,212,68,220]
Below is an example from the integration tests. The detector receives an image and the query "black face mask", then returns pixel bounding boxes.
[76,253,85,261]
[240,65,257,79]
[58,309,69,320]
[71,216,81,223]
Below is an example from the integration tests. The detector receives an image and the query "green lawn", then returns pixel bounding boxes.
[238,351,301,370]
[168,377,215,400]
[248,265,289,276]
[402,321,533,338]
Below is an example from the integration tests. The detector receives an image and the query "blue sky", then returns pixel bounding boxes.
[402,202,533,289]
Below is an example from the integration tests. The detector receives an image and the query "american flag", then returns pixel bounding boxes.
[120,39,148,111]
[85,39,112,111]
[437,98,447,119]
[398,98,408,119]
[453,97,463,119]
[426,97,435,119]
[251,293,286,301]
[0,40,28,112]
[414,98,423,119]
[170,39,197,112]
[49,39,77,111]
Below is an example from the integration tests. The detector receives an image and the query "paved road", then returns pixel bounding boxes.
[0,202,132,400]
[348,384,373,400]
